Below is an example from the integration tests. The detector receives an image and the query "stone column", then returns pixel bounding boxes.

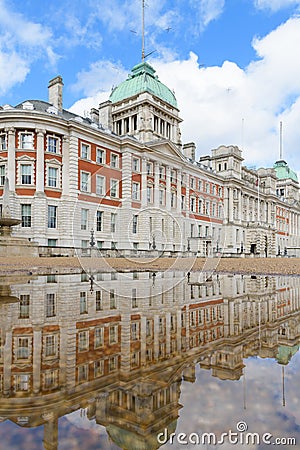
[6,127,16,191]
[32,327,42,393]
[141,157,147,207]
[228,188,234,222]
[36,129,46,193]
[154,162,160,208]
[166,166,171,210]
[3,330,12,396]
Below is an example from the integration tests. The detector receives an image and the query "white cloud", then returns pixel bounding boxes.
[69,16,300,172]
[0,51,29,95]
[0,0,58,96]
[197,0,225,30]
[254,0,300,11]
[71,60,128,97]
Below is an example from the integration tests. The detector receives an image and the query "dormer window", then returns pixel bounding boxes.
[20,132,33,150]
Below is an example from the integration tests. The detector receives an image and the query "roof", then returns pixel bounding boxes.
[273,160,298,182]
[109,61,178,108]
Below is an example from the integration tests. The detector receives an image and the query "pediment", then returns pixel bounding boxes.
[147,140,185,162]
[16,154,35,161]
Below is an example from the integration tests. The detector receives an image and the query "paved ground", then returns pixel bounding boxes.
[0,256,300,276]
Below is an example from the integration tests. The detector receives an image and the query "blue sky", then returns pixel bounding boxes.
[1,0,300,171]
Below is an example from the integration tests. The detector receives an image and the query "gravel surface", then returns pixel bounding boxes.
[0,256,300,276]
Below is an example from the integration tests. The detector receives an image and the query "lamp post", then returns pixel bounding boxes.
[90,229,95,247]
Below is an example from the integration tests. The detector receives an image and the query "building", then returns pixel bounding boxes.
[0,63,299,256]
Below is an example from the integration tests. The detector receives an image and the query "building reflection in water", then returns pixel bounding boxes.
[0,271,299,449]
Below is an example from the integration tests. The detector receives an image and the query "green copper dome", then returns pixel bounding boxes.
[109,61,178,108]
[273,160,298,182]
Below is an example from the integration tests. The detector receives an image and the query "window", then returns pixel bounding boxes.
[81,143,89,159]
[47,136,59,153]
[80,171,90,192]
[94,327,104,348]
[80,292,88,314]
[181,195,185,210]
[45,293,56,317]
[96,175,105,195]
[20,164,32,184]
[171,192,176,208]
[45,335,56,357]
[78,364,88,382]
[159,166,165,179]
[132,182,140,200]
[190,177,195,188]
[0,134,6,150]
[48,167,58,188]
[48,239,57,247]
[94,360,104,377]
[48,205,57,228]
[147,162,153,175]
[0,165,5,185]
[19,294,30,319]
[17,337,29,359]
[15,374,30,392]
[20,132,33,149]
[21,204,31,227]
[170,170,175,183]
[96,210,103,231]
[159,189,165,206]
[44,369,58,389]
[109,356,117,372]
[132,215,138,234]
[132,288,137,308]
[132,158,140,172]
[131,322,139,340]
[190,197,195,212]
[111,153,118,168]
[96,148,105,164]
[147,186,153,203]
[78,330,89,351]
[110,289,116,309]
[111,213,116,232]
[95,291,102,311]
[109,325,118,344]
[110,179,118,198]
[81,209,88,230]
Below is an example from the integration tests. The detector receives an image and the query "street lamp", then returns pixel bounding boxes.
[90,229,95,247]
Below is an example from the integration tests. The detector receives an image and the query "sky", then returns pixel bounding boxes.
[1,0,300,173]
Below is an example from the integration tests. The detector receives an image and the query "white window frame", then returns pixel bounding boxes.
[80,171,90,192]
[96,175,105,196]
[0,133,7,150]
[47,166,58,188]
[96,148,105,164]
[20,163,33,185]
[47,135,60,154]
[81,208,88,230]
[132,182,140,201]
[19,131,34,150]
[110,153,119,168]
[0,164,6,185]
[110,179,118,198]
[132,157,140,172]
[81,142,90,159]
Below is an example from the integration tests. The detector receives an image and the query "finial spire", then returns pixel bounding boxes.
[142,0,145,61]
[279,121,283,160]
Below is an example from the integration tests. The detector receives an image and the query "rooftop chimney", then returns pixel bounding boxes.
[48,76,63,112]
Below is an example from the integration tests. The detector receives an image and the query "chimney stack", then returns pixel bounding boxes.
[48,76,63,112]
